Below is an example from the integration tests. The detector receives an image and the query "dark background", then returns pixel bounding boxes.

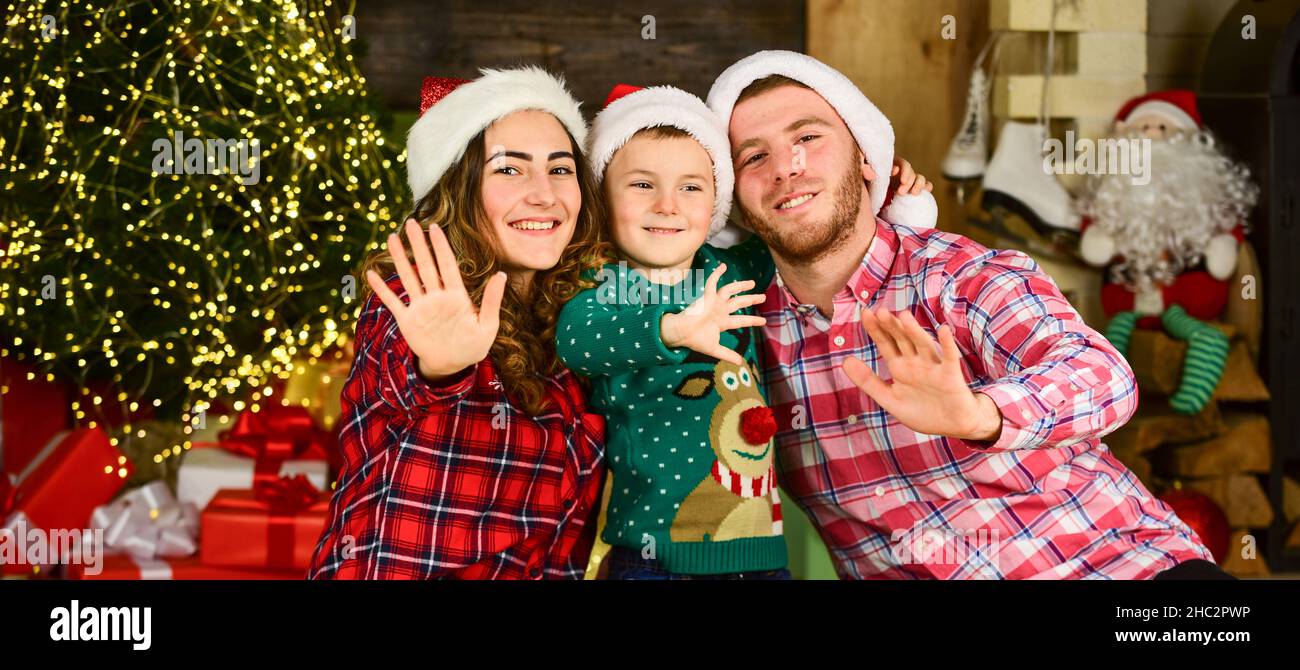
[351,0,806,112]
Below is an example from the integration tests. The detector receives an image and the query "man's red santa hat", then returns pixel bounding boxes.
[706,50,937,231]
[405,67,588,201]
[1114,89,1201,132]
[587,83,734,238]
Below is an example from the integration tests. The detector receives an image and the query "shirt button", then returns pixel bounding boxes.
[528,565,542,579]
[833,335,846,347]
[846,414,858,425]
[860,290,871,300]
[875,486,885,497]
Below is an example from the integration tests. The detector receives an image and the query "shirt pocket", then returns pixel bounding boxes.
[561,410,605,507]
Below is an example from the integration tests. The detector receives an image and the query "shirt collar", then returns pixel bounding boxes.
[605,247,714,306]
[773,217,900,314]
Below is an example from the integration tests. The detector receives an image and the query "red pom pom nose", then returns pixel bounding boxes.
[739,406,777,446]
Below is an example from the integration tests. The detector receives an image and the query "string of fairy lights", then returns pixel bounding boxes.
[0,0,407,471]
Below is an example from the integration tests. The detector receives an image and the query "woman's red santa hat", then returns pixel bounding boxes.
[405,67,588,201]
[706,50,937,231]
[587,83,734,238]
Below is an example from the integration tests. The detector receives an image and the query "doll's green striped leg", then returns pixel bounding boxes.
[1162,305,1229,414]
[1104,310,1139,355]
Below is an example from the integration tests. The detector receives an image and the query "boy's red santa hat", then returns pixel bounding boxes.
[1114,89,1201,131]
[706,50,937,231]
[588,84,734,238]
[406,67,588,201]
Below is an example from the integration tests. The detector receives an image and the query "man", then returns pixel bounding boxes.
[707,50,1225,579]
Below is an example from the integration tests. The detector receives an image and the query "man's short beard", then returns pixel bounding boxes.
[740,154,863,265]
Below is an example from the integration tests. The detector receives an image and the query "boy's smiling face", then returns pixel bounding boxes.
[604,130,715,277]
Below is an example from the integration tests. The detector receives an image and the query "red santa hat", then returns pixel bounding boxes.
[706,50,937,230]
[588,84,734,237]
[405,67,588,201]
[1114,89,1201,131]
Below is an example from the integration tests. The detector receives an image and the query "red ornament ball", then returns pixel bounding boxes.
[1158,488,1231,564]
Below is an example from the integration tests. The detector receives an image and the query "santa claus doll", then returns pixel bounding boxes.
[1076,90,1258,414]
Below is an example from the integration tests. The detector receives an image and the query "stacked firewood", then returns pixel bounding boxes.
[1105,322,1293,577]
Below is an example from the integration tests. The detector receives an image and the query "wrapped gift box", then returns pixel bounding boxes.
[90,481,199,560]
[281,343,352,432]
[66,554,306,580]
[1,358,71,480]
[199,479,328,571]
[2,428,130,575]
[176,406,331,509]
[2,428,130,539]
[177,448,328,510]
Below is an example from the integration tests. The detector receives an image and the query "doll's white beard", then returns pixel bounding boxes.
[1076,130,1257,292]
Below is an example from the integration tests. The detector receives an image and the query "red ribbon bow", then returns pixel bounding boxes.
[253,474,320,515]
[220,405,319,460]
[218,406,325,486]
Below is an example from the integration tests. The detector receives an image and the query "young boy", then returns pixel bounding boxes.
[559,84,933,579]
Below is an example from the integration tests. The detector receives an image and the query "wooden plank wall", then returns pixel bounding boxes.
[807,0,991,234]
[1147,0,1238,91]
[350,0,806,113]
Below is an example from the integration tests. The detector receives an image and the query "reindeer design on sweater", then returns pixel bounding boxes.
[668,328,782,543]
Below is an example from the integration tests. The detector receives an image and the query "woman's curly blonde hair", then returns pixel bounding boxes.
[361,125,612,416]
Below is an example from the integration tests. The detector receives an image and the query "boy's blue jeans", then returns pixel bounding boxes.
[605,546,792,580]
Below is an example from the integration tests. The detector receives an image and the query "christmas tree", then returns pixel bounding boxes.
[0,0,405,471]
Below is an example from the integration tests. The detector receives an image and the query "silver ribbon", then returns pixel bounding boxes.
[89,481,198,559]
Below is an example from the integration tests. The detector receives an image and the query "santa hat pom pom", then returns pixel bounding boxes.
[881,191,938,230]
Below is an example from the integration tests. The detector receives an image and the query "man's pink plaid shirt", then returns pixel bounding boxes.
[758,220,1212,579]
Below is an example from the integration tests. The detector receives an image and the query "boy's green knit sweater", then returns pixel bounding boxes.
[557,237,784,574]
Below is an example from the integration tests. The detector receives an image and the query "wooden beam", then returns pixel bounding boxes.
[1105,399,1223,455]
[352,0,806,111]
[1127,329,1268,402]
[993,74,1146,119]
[807,0,989,234]
[1285,476,1300,524]
[991,0,1147,32]
[1187,475,1275,529]
[1077,33,1148,75]
[1153,413,1272,478]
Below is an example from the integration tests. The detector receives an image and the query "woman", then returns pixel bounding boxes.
[308,67,613,579]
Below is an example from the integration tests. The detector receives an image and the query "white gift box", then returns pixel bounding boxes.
[176,446,328,510]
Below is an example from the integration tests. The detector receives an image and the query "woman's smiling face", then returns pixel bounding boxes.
[481,110,582,284]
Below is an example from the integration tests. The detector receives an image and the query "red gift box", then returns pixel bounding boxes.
[177,405,335,510]
[199,476,328,571]
[2,428,130,576]
[3,428,130,534]
[66,554,305,580]
[1,358,71,480]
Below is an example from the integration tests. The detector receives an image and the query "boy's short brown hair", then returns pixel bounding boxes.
[630,124,694,142]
